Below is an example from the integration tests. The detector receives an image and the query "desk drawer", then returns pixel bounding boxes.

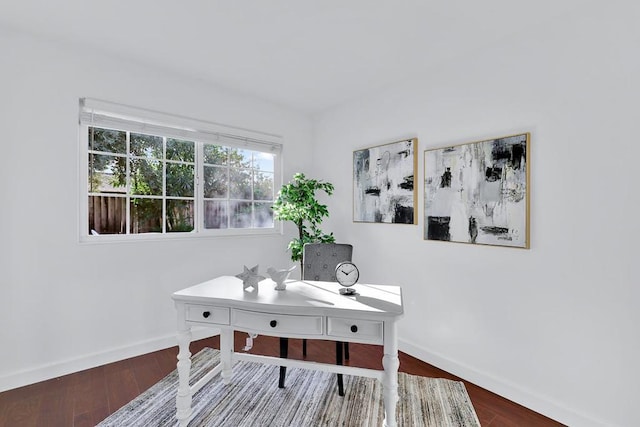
[327,317,383,344]
[232,309,323,337]
[185,305,230,325]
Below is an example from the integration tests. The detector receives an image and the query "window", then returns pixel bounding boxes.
[80,99,282,240]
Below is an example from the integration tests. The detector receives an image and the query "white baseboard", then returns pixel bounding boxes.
[398,339,609,427]
[0,327,219,393]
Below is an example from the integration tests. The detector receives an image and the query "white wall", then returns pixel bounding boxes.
[0,28,310,391]
[313,4,639,427]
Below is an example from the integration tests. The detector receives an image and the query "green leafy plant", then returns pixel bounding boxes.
[272,173,335,273]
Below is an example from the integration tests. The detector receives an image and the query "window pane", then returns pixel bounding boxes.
[84,115,280,237]
[166,163,194,197]
[254,152,274,172]
[166,199,194,232]
[89,127,126,154]
[130,158,163,195]
[130,133,162,158]
[167,138,195,162]
[203,144,228,165]
[254,202,274,228]
[88,154,126,193]
[229,169,252,199]
[130,198,162,233]
[204,200,228,229]
[203,165,227,198]
[229,148,252,168]
[88,196,126,234]
[253,171,273,201]
[230,201,252,228]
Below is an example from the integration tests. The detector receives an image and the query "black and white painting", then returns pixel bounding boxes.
[424,133,530,248]
[353,138,417,224]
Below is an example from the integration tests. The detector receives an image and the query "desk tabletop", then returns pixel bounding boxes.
[173,276,403,319]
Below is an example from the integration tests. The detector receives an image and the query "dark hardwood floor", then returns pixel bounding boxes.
[0,333,564,426]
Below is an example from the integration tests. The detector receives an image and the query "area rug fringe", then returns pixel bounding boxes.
[98,348,480,426]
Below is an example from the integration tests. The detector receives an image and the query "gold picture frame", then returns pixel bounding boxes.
[353,138,418,224]
[424,133,530,248]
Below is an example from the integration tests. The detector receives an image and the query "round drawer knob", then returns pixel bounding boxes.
[350,325,358,333]
[202,311,211,318]
[270,320,277,328]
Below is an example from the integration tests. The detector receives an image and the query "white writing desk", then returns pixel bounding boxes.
[172,276,404,427]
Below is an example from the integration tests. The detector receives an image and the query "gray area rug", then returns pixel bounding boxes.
[98,348,480,426]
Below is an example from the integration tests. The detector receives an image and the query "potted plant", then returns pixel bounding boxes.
[271,173,335,275]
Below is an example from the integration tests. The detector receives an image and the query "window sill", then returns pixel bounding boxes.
[78,227,282,244]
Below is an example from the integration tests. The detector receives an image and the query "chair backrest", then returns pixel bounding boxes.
[302,243,353,282]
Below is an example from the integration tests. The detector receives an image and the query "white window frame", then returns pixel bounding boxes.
[78,98,283,242]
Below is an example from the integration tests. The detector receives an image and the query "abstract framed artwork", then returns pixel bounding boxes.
[424,133,530,248]
[353,138,417,224]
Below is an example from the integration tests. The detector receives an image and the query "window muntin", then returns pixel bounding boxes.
[85,124,279,238]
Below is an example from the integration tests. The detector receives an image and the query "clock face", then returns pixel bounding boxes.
[335,262,359,287]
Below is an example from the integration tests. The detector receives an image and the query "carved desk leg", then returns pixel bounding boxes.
[382,321,399,427]
[176,325,193,427]
[220,327,233,384]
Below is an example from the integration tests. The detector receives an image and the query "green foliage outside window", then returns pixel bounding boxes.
[88,126,274,235]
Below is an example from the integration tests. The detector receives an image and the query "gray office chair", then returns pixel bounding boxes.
[279,243,353,396]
